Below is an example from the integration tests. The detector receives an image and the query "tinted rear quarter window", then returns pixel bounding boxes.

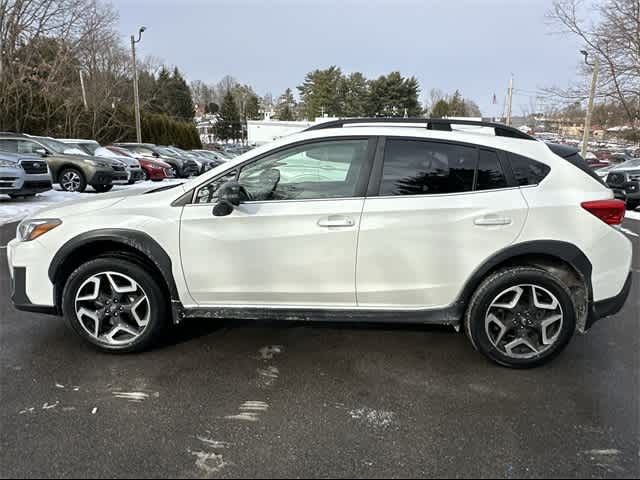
[477,149,508,191]
[381,139,477,195]
[509,153,551,186]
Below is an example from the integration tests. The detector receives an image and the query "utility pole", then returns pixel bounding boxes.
[79,70,88,111]
[131,26,146,143]
[506,75,514,126]
[581,50,599,158]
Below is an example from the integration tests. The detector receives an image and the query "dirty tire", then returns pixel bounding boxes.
[62,257,168,353]
[464,267,576,369]
[93,184,113,193]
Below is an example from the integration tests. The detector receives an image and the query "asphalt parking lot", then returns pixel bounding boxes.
[0,220,638,479]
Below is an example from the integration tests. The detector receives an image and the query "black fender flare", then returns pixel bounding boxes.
[48,229,182,320]
[456,240,593,307]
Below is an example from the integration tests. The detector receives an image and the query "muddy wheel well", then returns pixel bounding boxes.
[478,253,589,331]
[52,240,171,314]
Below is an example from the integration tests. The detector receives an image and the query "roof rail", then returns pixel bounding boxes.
[304,117,536,140]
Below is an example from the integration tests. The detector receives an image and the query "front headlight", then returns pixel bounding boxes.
[0,160,20,168]
[83,159,97,166]
[17,219,62,242]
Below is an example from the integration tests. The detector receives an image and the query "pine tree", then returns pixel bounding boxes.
[275,88,296,120]
[339,72,368,118]
[218,90,241,141]
[297,66,342,119]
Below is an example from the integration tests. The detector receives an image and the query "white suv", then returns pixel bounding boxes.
[7,119,633,368]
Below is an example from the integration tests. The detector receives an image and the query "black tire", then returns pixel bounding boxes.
[58,168,87,193]
[62,257,168,353]
[93,184,114,193]
[464,267,577,369]
[143,170,150,181]
[127,179,136,185]
[627,199,639,211]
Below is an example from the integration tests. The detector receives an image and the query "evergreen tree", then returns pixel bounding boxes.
[217,90,241,141]
[169,67,196,121]
[366,72,421,117]
[297,66,343,119]
[339,72,369,118]
[275,88,296,120]
[431,99,451,118]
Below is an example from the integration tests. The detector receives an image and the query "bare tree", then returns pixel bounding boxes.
[547,0,640,123]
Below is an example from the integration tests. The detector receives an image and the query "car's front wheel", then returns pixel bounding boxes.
[59,168,87,193]
[62,258,168,353]
[465,267,576,368]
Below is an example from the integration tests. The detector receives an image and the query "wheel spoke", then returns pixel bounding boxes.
[106,273,137,294]
[504,337,539,356]
[130,296,149,327]
[77,277,101,301]
[491,286,524,310]
[486,313,508,346]
[532,286,559,310]
[540,314,563,345]
[77,307,101,337]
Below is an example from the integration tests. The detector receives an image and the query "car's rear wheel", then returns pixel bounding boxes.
[59,168,87,193]
[93,184,114,193]
[62,258,168,353]
[465,267,576,368]
[627,199,639,211]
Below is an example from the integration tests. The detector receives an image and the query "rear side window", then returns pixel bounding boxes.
[381,139,477,195]
[509,153,551,186]
[476,150,508,191]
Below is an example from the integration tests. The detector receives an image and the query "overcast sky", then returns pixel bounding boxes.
[111,0,585,116]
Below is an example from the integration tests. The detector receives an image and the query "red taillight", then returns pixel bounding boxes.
[581,199,626,226]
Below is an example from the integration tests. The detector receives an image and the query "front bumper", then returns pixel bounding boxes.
[7,238,57,315]
[0,166,25,194]
[608,180,640,201]
[87,168,115,186]
[585,271,633,330]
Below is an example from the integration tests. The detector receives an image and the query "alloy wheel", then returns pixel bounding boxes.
[485,284,564,359]
[61,171,81,192]
[74,272,151,346]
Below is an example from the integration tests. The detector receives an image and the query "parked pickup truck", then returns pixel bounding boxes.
[605,158,640,210]
[0,152,52,198]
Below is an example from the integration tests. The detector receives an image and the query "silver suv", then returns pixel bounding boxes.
[0,152,52,198]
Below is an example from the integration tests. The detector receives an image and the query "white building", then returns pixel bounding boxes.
[247,117,339,145]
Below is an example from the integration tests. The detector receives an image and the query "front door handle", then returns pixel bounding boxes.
[317,215,355,228]
[474,215,513,226]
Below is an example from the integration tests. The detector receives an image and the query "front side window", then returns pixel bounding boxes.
[237,139,368,201]
[381,139,477,196]
[0,139,19,153]
[195,170,238,204]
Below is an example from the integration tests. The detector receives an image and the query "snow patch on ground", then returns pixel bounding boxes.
[0,180,181,226]
[349,407,396,428]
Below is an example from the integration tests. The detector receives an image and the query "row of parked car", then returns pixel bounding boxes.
[0,133,239,196]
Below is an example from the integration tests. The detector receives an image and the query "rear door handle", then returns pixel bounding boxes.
[317,215,355,228]
[474,216,512,226]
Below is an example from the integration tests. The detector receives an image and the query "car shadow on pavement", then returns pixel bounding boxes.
[162,317,455,349]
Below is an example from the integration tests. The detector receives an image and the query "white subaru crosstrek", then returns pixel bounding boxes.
[7,119,633,368]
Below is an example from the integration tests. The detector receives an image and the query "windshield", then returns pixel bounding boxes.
[156,147,178,157]
[94,147,121,159]
[616,159,640,169]
[35,137,88,156]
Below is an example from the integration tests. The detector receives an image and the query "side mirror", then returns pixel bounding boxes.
[212,181,247,217]
[35,148,48,157]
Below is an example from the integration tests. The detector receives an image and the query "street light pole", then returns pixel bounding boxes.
[131,26,146,143]
[581,50,599,159]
